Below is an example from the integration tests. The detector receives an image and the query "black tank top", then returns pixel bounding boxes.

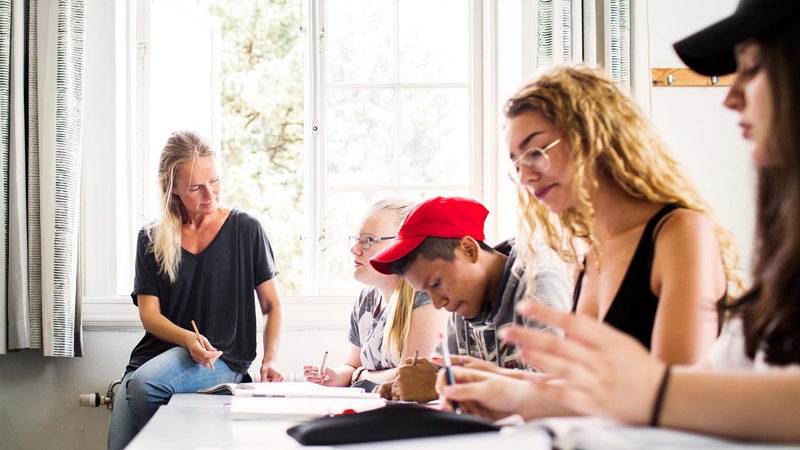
[572,204,680,350]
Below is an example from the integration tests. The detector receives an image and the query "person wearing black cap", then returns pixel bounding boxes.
[439,0,800,442]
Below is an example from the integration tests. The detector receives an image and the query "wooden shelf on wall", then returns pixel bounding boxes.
[651,68,735,87]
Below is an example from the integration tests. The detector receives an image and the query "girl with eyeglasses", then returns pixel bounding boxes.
[303,199,449,391]
[430,65,740,421]
[506,65,741,367]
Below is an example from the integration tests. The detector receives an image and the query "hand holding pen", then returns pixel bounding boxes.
[319,350,329,377]
[190,320,222,372]
[393,351,440,402]
[302,350,330,384]
[440,333,462,414]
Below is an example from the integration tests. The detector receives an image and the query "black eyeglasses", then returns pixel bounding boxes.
[348,235,396,250]
[508,138,562,182]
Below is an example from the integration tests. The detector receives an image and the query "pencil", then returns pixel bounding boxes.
[411,350,419,366]
[440,333,461,414]
[191,320,215,372]
[319,350,329,377]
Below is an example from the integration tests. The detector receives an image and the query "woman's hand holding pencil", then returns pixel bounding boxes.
[189,320,222,371]
[435,365,559,421]
[302,351,332,385]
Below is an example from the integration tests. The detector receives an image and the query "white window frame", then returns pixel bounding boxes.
[306,0,491,296]
[81,0,143,330]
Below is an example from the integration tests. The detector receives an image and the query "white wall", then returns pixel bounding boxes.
[645,0,754,281]
[0,2,756,450]
[0,332,140,450]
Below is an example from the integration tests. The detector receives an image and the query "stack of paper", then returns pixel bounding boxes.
[229,396,386,420]
[234,382,379,399]
[228,382,385,420]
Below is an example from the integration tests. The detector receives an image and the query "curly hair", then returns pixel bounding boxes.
[506,64,742,295]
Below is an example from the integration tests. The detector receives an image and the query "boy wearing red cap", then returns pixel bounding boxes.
[370,196,570,401]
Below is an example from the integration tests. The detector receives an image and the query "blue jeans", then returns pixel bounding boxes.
[107,346,244,450]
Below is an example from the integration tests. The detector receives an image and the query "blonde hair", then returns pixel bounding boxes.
[506,65,742,294]
[147,131,216,283]
[367,198,417,365]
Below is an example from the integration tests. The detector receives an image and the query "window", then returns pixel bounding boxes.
[312,0,478,295]
[135,0,484,298]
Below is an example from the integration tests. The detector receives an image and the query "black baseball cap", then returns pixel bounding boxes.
[673,0,800,76]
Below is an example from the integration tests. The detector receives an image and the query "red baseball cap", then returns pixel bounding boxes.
[369,196,489,275]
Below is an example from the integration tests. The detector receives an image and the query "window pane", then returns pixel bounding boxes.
[147,1,220,222]
[398,0,469,83]
[320,1,476,293]
[149,1,218,144]
[326,0,394,83]
[326,88,396,186]
[206,0,306,295]
[399,88,470,185]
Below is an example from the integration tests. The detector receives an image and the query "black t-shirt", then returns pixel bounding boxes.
[126,209,279,375]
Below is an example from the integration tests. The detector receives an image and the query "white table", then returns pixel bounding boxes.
[127,394,797,450]
[125,394,552,450]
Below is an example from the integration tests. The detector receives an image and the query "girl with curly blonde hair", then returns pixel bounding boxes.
[506,64,740,365]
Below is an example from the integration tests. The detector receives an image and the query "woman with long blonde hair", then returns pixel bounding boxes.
[303,199,449,390]
[506,65,740,365]
[109,131,284,450]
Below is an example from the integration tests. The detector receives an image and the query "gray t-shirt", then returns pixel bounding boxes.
[446,239,571,370]
[348,287,431,370]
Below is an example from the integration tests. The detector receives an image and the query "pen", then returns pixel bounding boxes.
[440,334,461,414]
[191,320,215,372]
[319,350,329,379]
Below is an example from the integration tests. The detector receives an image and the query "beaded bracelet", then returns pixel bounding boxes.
[650,365,673,427]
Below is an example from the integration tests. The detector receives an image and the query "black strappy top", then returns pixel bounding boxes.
[572,204,680,350]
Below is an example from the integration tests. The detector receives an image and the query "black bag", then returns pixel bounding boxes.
[286,404,500,445]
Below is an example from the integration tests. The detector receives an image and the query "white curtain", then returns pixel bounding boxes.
[0,0,84,357]
[608,0,631,93]
[533,0,631,93]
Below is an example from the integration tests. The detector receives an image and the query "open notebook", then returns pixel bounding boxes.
[525,417,800,450]
[197,381,378,398]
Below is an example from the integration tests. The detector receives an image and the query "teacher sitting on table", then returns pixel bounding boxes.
[108,130,284,450]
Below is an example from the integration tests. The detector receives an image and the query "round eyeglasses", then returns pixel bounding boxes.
[508,138,562,183]
[348,235,396,250]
